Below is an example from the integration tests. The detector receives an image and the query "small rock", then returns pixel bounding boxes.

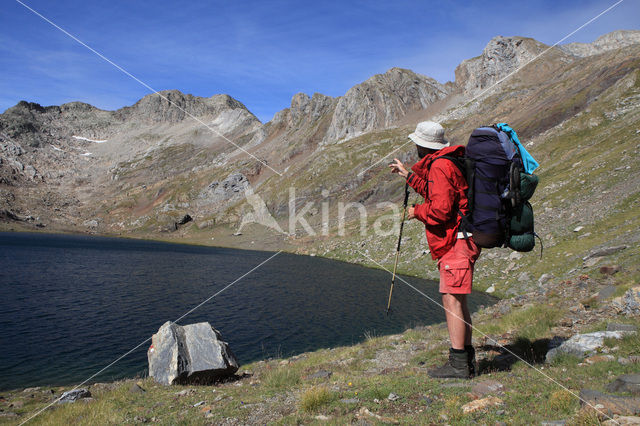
[57,388,91,404]
[608,323,638,332]
[509,251,523,260]
[486,285,496,294]
[129,383,146,393]
[9,400,24,408]
[306,370,332,380]
[0,412,18,417]
[584,257,604,268]
[600,265,620,275]
[541,422,566,425]
[357,407,399,424]
[340,398,359,404]
[585,355,615,364]
[315,415,331,421]
[612,287,640,315]
[442,382,471,388]
[518,272,531,283]
[387,392,400,401]
[603,416,640,425]
[175,389,196,397]
[573,226,584,232]
[83,219,99,229]
[472,380,505,397]
[461,396,503,413]
[538,273,554,286]
[559,318,573,327]
[607,375,640,396]
[421,395,434,406]
[596,286,617,302]
[496,409,505,415]
[546,331,634,362]
[584,245,627,260]
[91,382,116,392]
[22,387,40,393]
[193,400,205,407]
[579,389,640,415]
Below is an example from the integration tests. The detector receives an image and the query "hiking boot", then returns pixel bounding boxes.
[427,348,470,379]
[466,345,477,377]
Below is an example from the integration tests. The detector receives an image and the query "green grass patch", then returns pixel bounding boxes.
[548,390,577,413]
[477,304,563,340]
[299,386,335,413]
[262,367,301,393]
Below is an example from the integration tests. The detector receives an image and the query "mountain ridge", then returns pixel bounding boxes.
[1,29,639,242]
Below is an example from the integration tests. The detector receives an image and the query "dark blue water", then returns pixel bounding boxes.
[0,232,495,390]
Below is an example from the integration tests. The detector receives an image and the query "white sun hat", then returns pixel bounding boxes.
[408,121,449,150]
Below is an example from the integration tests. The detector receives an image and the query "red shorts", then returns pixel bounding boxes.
[437,237,481,294]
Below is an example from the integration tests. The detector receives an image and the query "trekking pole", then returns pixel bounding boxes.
[386,182,410,316]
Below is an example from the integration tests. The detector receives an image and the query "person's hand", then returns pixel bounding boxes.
[389,158,408,178]
[407,206,416,220]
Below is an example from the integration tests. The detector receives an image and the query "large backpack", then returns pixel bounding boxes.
[435,123,541,253]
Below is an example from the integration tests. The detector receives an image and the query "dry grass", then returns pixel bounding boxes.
[262,366,301,392]
[548,390,576,413]
[299,386,334,413]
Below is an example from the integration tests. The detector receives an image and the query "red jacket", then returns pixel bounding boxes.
[406,145,469,260]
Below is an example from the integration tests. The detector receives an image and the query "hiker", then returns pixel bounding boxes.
[389,121,480,379]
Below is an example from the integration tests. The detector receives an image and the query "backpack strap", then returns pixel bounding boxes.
[429,155,466,178]
[535,232,544,259]
[428,155,473,238]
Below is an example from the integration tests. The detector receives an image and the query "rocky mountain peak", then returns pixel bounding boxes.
[270,92,336,129]
[454,36,548,94]
[559,29,640,57]
[322,67,449,144]
[6,101,46,114]
[289,92,335,123]
[125,90,256,124]
[290,92,311,110]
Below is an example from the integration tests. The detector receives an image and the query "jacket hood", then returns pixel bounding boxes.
[410,144,465,177]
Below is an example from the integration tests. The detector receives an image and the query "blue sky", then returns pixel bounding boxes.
[1,0,638,122]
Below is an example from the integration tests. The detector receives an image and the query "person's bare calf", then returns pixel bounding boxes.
[442,293,470,348]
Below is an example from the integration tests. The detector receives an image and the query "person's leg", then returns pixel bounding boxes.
[428,238,480,379]
[442,293,467,349]
[460,294,472,346]
[459,294,476,376]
